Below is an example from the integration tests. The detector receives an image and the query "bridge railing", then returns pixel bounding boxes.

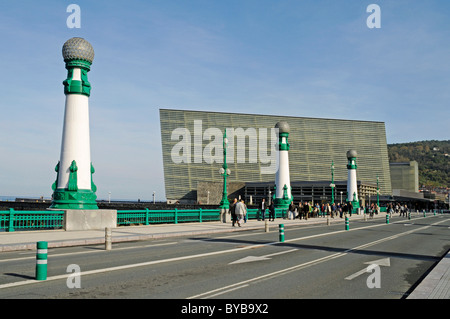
[0,209,65,232]
[116,207,287,226]
[2,205,408,231]
[116,208,221,225]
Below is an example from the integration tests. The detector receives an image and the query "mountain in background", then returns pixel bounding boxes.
[388,140,450,189]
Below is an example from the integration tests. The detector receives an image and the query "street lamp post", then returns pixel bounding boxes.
[219,131,230,222]
[330,161,335,204]
[377,176,380,207]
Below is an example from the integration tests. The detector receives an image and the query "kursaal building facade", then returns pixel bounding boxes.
[160,109,392,204]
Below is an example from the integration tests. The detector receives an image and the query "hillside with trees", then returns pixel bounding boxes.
[388,140,450,189]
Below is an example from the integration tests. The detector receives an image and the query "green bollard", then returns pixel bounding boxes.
[36,241,48,280]
[386,214,389,224]
[345,216,349,230]
[279,224,285,242]
[423,211,426,217]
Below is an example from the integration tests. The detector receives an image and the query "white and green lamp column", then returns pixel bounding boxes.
[50,37,98,210]
[376,176,380,207]
[346,149,360,213]
[330,161,335,204]
[219,131,230,222]
[274,121,293,210]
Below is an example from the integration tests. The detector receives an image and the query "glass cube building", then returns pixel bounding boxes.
[160,109,391,203]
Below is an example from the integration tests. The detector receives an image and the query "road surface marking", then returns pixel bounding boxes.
[188,218,449,298]
[345,258,390,280]
[229,248,298,264]
[1,217,448,291]
[0,242,177,263]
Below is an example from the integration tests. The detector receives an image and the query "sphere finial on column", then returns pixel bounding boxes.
[347,149,357,159]
[62,37,94,65]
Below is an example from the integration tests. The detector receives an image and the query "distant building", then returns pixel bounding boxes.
[160,109,392,204]
[390,161,419,193]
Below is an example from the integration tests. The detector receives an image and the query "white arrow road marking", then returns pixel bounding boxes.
[229,248,298,265]
[345,258,390,280]
[229,256,271,264]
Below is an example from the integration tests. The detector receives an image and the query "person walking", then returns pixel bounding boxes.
[325,203,331,218]
[230,198,238,227]
[243,200,248,223]
[348,201,353,217]
[303,201,310,220]
[288,201,296,220]
[331,203,336,218]
[342,202,348,217]
[297,202,303,219]
[268,201,275,221]
[259,198,267,221]
[235,199,246,226]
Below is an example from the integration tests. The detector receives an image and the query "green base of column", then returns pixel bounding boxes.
[273,197,294,209]
[348,200,360,214]
[350,200,360,208]
[50,189,98,210]
[219,200,230,210]
[274,197,292,210]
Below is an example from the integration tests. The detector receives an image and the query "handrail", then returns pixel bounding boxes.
[0,209,65,232]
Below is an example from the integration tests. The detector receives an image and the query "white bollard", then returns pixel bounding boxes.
[105,227,112,250]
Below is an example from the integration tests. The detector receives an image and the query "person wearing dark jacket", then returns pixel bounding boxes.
[268,202,275,221]
[303,202,310,220]
[288,201,296,220]
[259,198,267,221]
[230,198,238,227]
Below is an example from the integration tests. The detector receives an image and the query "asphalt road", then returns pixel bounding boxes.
[0,214,449,300]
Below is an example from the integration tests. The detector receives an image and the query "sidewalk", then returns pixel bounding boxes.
[1,212,448,299]
[407,250,450,299]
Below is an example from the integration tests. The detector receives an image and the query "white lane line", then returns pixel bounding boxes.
[2,218,447,290]
[188,252,346,299]
[263,248,298,258]
[202,284,250,298]
[0,243,267,289]
[0,242,177,263]
[188,218,449,299]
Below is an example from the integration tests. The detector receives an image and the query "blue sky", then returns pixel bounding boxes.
[0,1,449,201]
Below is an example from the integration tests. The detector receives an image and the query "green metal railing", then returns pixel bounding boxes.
[116,208,286,226]
[0,207,289,231]
[0,209,65,232]
[117,208,222,225]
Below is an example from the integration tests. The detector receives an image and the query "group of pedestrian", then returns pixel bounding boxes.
[284,201,353,220]
[230,198,276,226]
[364,203,380,218]
[229,198,245,227]
[258,198,275,221]
[386,203,409,217]
[230,198,414,227]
